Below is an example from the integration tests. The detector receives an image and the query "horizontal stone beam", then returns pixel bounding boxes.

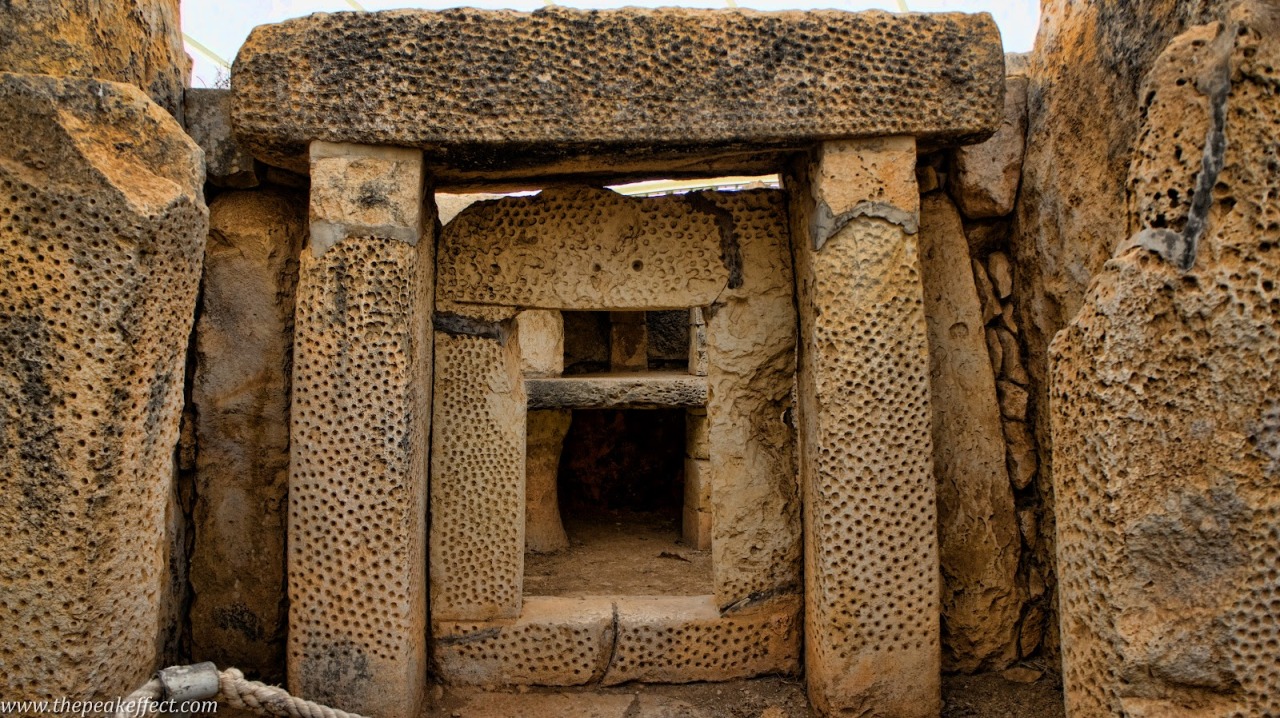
[231,7,1005,177]
[526,374,707,410]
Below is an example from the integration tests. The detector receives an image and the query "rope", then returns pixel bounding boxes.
[217,668,367,718]
[113,666,368,718]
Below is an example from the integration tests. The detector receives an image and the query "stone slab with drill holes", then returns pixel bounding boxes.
[231,7,1005,180]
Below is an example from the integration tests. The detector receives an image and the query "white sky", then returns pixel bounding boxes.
[181,0,1040,88]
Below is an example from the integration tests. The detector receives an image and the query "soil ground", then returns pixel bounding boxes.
[524,512,712,597]
[425,669,1066,718]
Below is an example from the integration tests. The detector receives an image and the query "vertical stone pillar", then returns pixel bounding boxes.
[526,409,571,553]
[683,410,712,550]
[288,141,432,718]
[610,311,648,371]
[788,138,940,717]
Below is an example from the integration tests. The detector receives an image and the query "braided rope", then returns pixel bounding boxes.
[113,666,368,718]
[217,668,368,718]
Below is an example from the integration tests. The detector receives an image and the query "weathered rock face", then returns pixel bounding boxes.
[0,72,206,705]
[191,189,306,681]
[949,76,1028,219]
[918,193,1022,672]
[185,89,260,189]
[231,7,1004,177]
[0,0,189,118]
[1013,0,1232,659]
[525,410,572,554]
[1051,5,1280,715]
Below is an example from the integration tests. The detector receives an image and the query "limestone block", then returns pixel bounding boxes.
[697,190,800,608]
[789,139,940,717]
[184,89,259,189]
[996,328,1030,386]
[949,77,1028,219]
[517,310,564,377]
[526,410,572,554]
[610,312,649,371]
[526,374,707,411]
[987,251,1014,298]
[439,186,731,310]
[973,259,1002,323]
[1052,10,1280,715]
[689,307,709,377]
[289,231,433,718]
[985,327,1004,376]
[1003,421,1038,492]
[432,317,527,621]
[603,596,801,685]
[686,410,710,461]
[434,597,615,686]
[232,8,1005,175]
[191,189,305,680]
[0,73,205,706]
[309,142,425,254]
[996,381,1028,421]
[683,458,712,550]
[918,193,1022,672]
[0,0,189,117]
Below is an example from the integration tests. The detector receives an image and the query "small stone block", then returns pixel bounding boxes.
[518,310,564,377]
[309,141,424,254]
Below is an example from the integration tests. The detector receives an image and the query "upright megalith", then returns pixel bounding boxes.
[1052,4,1280,715]
[0,72,206,707]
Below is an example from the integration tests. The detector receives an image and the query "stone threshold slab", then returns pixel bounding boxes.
[526,373,708,410]
[433,595,801,687]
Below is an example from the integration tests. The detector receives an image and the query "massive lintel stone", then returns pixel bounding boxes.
[0,72,206,707]
[231,7,1005,180]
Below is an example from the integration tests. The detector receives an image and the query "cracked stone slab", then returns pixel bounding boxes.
[526,373,708,410]
[231,7,1004,176]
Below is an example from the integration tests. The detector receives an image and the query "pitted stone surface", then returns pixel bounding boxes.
[789,139,940,717]
[431,322,527,621]
[289,233,434,718]
[1052,9,1280,716]
[604,596,801,685]
[435,598,615,686]
[0,0,189,118]
[439,186,730,311]
[0,73,205,708]
[192,189,305,680]
[697,190,800,608]
[231,7,1004,174]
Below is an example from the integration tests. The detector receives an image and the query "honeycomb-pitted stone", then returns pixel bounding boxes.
[697,190,800,608]
[439,186,730,311]
[1053,8,1280,716]
[288,231,433,718]
[603,595,801,685]
[231,7,1005,175]
[434,597,615,686]
[431,317,527,622]
[0,73,205,708]
[789,138,940,717]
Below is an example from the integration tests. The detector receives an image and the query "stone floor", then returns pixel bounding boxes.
[424,668,1066,718]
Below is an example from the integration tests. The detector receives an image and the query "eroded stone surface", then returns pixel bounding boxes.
[232,7,1004,174]
[698,190,800,608]
[185,89,259,189]
[191,189,305,681]
[527,374,707,410]
[518,310,565,377]
[1051,8,1280,715]
[918,193,1021,673]
[789,139,940,717]
[0,0,189,117]
[309,142,425,253]
[439,187,730,311]
[949,77,1027,219]
[289,219,433,715]
[526,410,572,554]
[0,73,205,706]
